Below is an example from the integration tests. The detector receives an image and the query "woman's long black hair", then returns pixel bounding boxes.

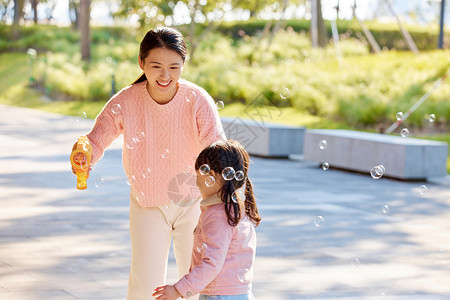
[133,27,187,84]
[195,139,261,227]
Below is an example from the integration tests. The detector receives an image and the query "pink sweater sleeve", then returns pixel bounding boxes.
[86,98,123,165]
[195,93,226,149]
[174,209,232,298]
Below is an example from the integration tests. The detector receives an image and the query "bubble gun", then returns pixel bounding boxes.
[70,136,93,190]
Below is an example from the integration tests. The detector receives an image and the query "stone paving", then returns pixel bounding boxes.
[0,104,449,300]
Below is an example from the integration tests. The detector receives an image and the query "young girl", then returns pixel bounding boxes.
[152,139,261,300]
[76,27,225,299]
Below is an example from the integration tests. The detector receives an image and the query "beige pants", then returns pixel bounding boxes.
[127,192,201,300]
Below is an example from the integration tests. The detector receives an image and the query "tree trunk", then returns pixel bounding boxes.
[12,0,25,40]
[80,0,91,61]
[31,0,38,24]
[310,0,326,47]
[69,0,79,31]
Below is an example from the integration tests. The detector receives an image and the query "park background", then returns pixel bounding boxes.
[0,0,449,171]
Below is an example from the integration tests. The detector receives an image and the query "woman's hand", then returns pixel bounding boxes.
[152,285,182,300]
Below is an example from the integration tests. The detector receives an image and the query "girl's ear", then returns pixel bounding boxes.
[138,56,144,70]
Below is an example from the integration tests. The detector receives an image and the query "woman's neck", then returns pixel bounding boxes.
[146,81,178,104]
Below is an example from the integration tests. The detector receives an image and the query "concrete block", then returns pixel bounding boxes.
[303,129,448,180]
[221,117,305,157]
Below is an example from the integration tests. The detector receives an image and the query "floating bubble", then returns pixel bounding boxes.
[216,101,224,110]
[91,160,103,173]
[196,242,207,253]
[322,162,329,170]
[238,268,250,282]
[135,131,145,142]
[111,104,121,114]
[396,112,403,121]
[199,164,210,175]
[126,137,138,150]
[94,177,105,188]
[233,190,245,203]
[184,165,193,176]
[75,112,87,123]
[418,185,427,195]
[205,175,216,187]
[222,167,236,181]
[400,128,409,138]
[314,216,324,227]
[379,293,387,298]
[142,168,151,179]
[351,258,360,267]
[382,205,389,214]
[235,170,245,181]
[428,113,436,123]
[126,175,136,186]
[186,90,196,103]
[161,148,170,159]
[280,88,291,99]
[319,140,327,150]
[370,165,385,180]
[136,192,145,203]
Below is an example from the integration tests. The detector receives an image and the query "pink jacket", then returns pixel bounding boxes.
[174,194,257,298]
[86,80,225,207]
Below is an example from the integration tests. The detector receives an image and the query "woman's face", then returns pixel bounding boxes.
[139,47,184,103]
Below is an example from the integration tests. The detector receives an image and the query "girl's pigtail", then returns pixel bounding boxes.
[222,180,241,227]
[244,178,261,227]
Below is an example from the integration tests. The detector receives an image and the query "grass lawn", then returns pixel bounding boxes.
[1,52,448,173]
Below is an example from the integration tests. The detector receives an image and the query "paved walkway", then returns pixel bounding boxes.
[0,104,449,300]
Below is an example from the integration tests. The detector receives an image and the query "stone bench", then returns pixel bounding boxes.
[303,129,448,180]
[221,117,305,157]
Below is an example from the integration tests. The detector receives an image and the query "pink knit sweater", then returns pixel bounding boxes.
[86,79,225,207]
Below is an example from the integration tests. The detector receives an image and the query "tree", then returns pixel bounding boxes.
[69,0,80,30]
[80,0,90,61]
[12,0,25,39]
[310,0,326,47]
[30,0,38,24]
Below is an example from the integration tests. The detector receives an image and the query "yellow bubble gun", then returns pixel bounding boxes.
[70,136,93,190]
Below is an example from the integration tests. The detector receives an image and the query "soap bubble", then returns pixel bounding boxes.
[135,131,145,142]
[314,216,324,227]
[382,205,389,214]
[280,87,291,99]
[184,165,193,176]
[319,140,327,150]
[418,185,427,195]
[216,101,224,110]
[351,258,361,267]
[400,128,409,137]
[111,104,121,114]
[234,170,245,181]
[126,175,136,186]
[222,167,235,181]
[94,177,105,188]
[161,149,170,159]
[199,164,210,175]
[232,190,245,203]
[186,90,196,103]
[196,242,207,253]
[428,114,436,123]
[238,268,250,282]
[142,168,151,179]
[126,137,138,150]
[75,112,87,123]
[396,112,403,121]
[136,192,145,203]
[370,165,385,179]
[205,175,216,187]
[322,162,329,170]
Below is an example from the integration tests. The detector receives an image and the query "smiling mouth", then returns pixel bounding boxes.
[157,80,171,87]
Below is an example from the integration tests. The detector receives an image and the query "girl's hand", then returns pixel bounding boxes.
[153,285,182,300]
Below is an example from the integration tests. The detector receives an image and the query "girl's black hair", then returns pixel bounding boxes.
[195,139,261,227]
[133,27,187,84]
